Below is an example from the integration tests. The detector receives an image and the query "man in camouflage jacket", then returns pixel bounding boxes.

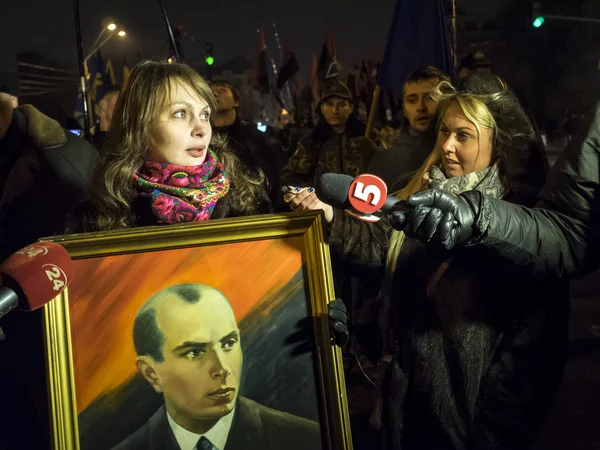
[281,80,379,188]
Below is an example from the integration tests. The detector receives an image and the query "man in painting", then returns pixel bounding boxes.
[113,283,322,450]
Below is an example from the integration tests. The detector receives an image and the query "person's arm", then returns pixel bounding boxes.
[478,102,600,277]
[283,188,391,267]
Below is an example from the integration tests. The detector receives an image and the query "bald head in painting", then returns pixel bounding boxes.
[112,283,322,450]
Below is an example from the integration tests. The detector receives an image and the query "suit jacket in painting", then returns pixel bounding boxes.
[112,396,322,450]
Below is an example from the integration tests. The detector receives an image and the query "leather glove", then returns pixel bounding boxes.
[394,189,481,249]
[328,298,349,347]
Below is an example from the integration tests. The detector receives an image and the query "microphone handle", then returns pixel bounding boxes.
[0,287,18,320]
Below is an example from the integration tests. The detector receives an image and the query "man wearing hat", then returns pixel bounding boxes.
[281,79,378,188]
[458,50,492,78]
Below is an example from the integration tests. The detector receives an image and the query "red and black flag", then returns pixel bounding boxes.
[276,45,299,90]
[253,29,270,94]
[316,28,338,83]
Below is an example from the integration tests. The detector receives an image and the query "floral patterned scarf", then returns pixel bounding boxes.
[133,149,230,224]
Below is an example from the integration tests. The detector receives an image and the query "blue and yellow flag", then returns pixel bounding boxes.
[378,0,452,98]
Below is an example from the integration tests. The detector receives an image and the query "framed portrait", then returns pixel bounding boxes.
[41,212,352,450]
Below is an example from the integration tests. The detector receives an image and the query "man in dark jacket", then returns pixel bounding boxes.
[395,100,600,279]
[368,67,449,192]
[281,80,378,189]
[210,80,281,209]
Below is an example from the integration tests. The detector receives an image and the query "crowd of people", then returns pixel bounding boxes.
[0,47,599,450]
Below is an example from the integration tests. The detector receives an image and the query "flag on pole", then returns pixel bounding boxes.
[316,28,338,82]
[87,50,112,104]
[310,54,319,100]
[378,0,452,98]
[253,29,270,94]
[105,57,116,86]
[73,87,85,128]
[276,46,299,90]
[123,56,131,83]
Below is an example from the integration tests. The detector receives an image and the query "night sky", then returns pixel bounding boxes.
[3,0,505,79]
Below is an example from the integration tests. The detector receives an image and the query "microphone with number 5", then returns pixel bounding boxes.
[0,242,74,320]
[316,173,414,222]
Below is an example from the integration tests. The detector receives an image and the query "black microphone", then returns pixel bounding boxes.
[315,173,413,220]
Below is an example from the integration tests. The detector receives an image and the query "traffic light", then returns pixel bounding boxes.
[532,2,544,28]
[205,43,214,66]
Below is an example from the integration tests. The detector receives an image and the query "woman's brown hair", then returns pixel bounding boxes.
[91,61,266,230]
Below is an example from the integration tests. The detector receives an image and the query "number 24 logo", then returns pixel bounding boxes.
[45,265,66,291]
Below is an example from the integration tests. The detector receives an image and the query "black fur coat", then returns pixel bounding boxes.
[328,209,568,450]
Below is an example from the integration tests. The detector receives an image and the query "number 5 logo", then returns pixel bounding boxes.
[348,174,388,213]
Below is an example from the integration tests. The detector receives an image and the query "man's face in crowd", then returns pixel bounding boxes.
[403,79,440,134]
[138,288,242,426]
[211,85,239,113]
[320,96,353,129]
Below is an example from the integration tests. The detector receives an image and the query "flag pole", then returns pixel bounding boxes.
[72,0,91,142]
[365,85,382,139]
[451,0,458,70]
[158,0,181,62]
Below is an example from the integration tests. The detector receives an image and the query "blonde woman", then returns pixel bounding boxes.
[292,73,567,450]
[76,61,270,231]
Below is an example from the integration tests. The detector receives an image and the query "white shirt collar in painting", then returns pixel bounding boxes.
[166,407,235,450]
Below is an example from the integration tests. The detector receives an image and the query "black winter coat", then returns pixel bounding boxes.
[327,188,568,449]
[472,101,600,278]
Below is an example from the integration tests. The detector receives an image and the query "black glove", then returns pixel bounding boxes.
[392,189,480,249]
[328,298,349,347]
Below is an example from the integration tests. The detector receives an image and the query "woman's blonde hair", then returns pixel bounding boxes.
[397,81,500,200]
[91,61,265,230]
[383,73,548,291]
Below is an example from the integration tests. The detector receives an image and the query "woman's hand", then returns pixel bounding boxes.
[283,187,334,223]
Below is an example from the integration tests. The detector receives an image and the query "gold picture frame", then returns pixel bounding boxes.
[41,211,352,450]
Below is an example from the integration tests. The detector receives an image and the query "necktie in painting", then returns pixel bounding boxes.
[196,436,219,450]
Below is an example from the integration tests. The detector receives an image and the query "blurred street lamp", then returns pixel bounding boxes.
[84,22,128,74]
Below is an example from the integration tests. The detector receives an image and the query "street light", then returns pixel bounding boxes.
[84,23,127,75]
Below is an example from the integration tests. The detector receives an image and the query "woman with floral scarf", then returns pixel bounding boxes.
[290,73,568,449]
[80,61,270,231]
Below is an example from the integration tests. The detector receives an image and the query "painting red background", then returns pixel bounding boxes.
[67,238,304,413]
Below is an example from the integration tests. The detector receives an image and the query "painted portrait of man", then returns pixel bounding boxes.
[112,283,322,450]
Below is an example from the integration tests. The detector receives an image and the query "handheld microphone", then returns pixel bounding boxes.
[316,173,413,222]
[0,242,74,320]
